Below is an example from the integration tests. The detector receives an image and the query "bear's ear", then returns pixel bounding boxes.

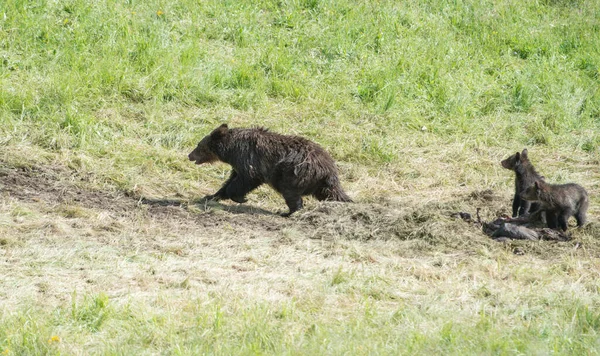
[515,152,520,162]
[521,148,528,160]
[211,124,229,138]
[534,180,542,190]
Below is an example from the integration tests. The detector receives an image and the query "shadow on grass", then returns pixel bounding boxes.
[139,197,187,207]
[219,203,278,217]
[139,197,277,217]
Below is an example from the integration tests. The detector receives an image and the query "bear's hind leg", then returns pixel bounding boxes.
[281,194,303,217]
[575,198,589,227]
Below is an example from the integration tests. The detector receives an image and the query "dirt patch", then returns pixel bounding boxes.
[0,164,136,213]
[0,162,439,241]
[0,162,289,231]
[0,163,207,226]
[467,189,500,202]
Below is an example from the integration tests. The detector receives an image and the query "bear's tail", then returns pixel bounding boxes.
[316,175,353,202]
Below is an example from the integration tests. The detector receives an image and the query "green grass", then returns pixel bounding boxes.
[2,0,599,160]
[2,277,600,354]
[1,0,600,354]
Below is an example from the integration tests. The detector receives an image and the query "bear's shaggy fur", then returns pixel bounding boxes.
[521,180,588,231]
[501,148,543,217]
[188,124,352,216]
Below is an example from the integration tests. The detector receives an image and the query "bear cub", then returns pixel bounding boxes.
[501,148,543,217]
[188,124,352,216]
[521,180,588,231]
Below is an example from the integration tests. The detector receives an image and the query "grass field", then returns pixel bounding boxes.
[1,0,600,354]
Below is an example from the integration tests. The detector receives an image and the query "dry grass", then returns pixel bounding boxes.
[2,140,600,354]
[2,0,600,353]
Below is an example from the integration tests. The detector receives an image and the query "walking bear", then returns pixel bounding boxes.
[501,149,543,217]
[521,180,588,231]
[188,124,352,216]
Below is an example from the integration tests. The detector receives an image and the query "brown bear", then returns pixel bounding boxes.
[188,124,352,216]
[521,180,588,231]
[501,148,544,217]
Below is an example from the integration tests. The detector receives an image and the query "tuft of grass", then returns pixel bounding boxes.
[70,293,112,332]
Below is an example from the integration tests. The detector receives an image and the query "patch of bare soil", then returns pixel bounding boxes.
[0,163,290,232]
[0,162,448,241]
[0,164,136,212]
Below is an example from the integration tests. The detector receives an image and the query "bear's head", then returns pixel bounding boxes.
[501,148,528,170]
[188,124,229,165]
[521,180,545,201]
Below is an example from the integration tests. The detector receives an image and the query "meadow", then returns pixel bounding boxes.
[1,0,600,354]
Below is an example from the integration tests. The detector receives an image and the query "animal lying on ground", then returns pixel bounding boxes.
[501,148,544,217]
[188,124,352,216]
[521,180,588,231]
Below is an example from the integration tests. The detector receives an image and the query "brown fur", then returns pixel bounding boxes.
[501,148,543,217]
[521,180,588,231]
[188,124,352,216]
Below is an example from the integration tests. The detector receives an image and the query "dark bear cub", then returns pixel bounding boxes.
[188,124,352,216]
[521,180,588,231]
[501,148,543,217]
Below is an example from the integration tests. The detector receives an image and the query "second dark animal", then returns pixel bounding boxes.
[501,148,543,217]
[188,124,352,216]
[521,180,588,231]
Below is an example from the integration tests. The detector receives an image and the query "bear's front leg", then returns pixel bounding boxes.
[205,170,238,201]
[545,211,558,229]
[223,174,262,204]
[518,199,532,217]
[511,193,520,218]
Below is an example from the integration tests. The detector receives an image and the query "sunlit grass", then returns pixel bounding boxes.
[1,0,600,354]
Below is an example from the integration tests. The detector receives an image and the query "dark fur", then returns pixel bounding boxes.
[521,180,589,231]
[188,124,352,216]
[501,149,543,217]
